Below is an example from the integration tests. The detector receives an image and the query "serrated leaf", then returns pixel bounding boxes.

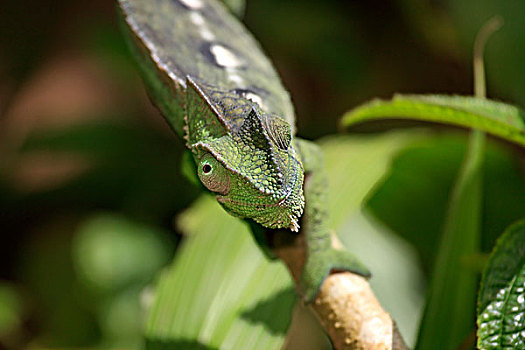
[477,219,525,350]
[341,94,525,146]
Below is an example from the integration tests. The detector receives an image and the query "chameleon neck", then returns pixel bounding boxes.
[292,139,332,252]
[294,138,370,302]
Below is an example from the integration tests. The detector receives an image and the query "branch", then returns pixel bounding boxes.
[271,231,409,350]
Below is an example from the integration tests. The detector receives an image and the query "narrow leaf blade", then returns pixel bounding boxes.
[477,219,525,350]
[341,95,525,146]
[416,131,484,349]
[145,196,295,350]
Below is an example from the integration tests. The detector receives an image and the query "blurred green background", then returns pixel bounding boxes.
[1,0,524,349]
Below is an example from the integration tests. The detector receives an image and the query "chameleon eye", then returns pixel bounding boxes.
[198,153,230,195]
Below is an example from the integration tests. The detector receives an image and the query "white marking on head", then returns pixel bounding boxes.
[245,92,263,107]
[189,11,205,25]
[188,11,214,40]
[228,73,244,84]
[179,0,203,9]
[210,44,242,68]
[200,28,215,41]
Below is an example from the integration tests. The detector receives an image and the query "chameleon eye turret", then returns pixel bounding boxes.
[197,153,230,195]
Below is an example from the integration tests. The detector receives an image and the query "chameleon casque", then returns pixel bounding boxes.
[117,0,369,302]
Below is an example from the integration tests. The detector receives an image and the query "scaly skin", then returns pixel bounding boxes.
[295,139,370,302]
[117,0,369,302]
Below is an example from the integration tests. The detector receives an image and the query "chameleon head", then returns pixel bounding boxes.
[184,77,305,231]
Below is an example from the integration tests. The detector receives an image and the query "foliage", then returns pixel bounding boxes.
[146,195,295,350]
[0,0,524,349]
[477,220,525,350]
[341,95,525,146]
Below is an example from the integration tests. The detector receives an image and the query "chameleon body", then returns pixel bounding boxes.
[117,0,369,302]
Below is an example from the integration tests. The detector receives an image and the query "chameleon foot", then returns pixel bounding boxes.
[300,249,371,303]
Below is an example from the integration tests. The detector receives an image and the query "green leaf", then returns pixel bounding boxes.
[73,214,173,293]
[416,129,484,350]
[367,135,465,274]
[0,283,24,340]
[477,219,525,350]
[321,130,425,228]
[145,195,295,350]
[341,94,525,146]
[366,133,525,274]
[322,131,429,347]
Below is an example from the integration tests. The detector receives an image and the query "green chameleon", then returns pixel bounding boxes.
[117,0,369,302]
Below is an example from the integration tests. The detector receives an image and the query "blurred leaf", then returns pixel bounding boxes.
[341,95,525,146]
[365,132,525,349]
[98,288,144,349]
[477,219,525,349]
[338,211,425,347]
[367,135,463,273]
[0,282,23,339]
[73,214,173,293]
[19,219,99,347]
[367,134,525,273]
[322,131,428,347]
[481,145,525,252]
[321,131,425,228]
[416,128,484,350]
[146,195,295,350]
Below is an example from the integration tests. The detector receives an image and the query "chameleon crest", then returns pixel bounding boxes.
[184,77,304,231]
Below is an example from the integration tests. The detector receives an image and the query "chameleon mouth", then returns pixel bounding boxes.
[216,192,300,231]
[215,159,299,209]
[215,192,288,208]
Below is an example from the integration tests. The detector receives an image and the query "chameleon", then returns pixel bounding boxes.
[117,0,369,302]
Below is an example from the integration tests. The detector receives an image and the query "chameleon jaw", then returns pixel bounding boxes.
[215,190,302,232]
